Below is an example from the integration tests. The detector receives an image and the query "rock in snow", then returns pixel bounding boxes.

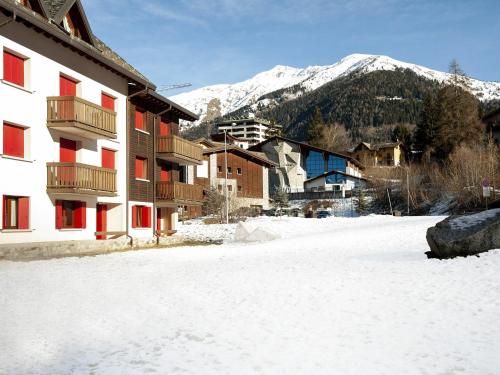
[426,209,500,259]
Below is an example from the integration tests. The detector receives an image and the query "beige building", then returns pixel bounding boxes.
[351,142,402,167]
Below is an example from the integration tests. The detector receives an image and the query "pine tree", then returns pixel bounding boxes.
[308,107,325,147]
[272,187,289,216]
[353,188,368,215]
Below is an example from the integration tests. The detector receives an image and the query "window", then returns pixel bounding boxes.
[3,123,25,158]
[101,148,115,170]
[217,166,222,173]
[306,151,325,179]
[132,205,151,228]
[135,109,145,131]
[60,75,77,96]
[2,195,29,229]
[227,167,232,174]
[237,168,242,175]
[218,184,223,191]
[135,157,148,179]
[3,50,25,87]
[55,200,86,229]
[101,92,115,111]
[238,185,242,192]
[228,185,233,192]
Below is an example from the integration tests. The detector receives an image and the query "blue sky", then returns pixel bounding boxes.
[83,0,500,93]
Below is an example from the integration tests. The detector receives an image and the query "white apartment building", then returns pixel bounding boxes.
[0,0,151,245]
[215,118,282,149]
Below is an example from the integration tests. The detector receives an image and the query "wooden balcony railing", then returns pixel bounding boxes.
[157,135,203,164]
[156,181,204,203]
[47,96,117,139]
[47,162,117,196]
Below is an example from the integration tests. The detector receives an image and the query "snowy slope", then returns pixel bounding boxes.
[1,216,499,374]
[172,54,500,127]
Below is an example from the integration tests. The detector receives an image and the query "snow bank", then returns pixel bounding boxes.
[233,221,280,243]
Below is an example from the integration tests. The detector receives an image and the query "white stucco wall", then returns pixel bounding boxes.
[0,24,128,244]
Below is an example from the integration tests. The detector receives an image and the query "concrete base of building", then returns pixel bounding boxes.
[0,238,132,261]
[0,235,203,262]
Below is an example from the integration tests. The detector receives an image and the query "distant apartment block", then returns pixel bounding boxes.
[214,118,282,149]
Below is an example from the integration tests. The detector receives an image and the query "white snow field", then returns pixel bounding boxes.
[1,216,500,375]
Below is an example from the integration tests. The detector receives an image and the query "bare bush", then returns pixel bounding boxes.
[368,140,499,214]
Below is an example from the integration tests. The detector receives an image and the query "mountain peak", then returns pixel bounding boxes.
[172,54,500,128]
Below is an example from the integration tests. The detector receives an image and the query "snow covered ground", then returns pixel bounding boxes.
[1,216,500,375]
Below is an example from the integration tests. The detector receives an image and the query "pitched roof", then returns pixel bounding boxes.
[249,136,364,169]
[1,0,154,87]
[353,141,401,152]
[305,169,368,183]
[203,146,277,167]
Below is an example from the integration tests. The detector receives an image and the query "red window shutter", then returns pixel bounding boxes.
[160,164,169,181]
[159,120,170,136]
[101,93,115,111]
[80,202,86,229]
[132,206,137,228]
[102,148,115,169]
[135,110,144,130]
[18,197,29,229]
[60,75,77,96]
[142,206,151,228]
[60,138,77,162]
[3,51,24,87]
[55,200,63,229]
[3,123,24,158]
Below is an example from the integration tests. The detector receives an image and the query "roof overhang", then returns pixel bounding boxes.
[0,0,153,88]
[131,88,198,121]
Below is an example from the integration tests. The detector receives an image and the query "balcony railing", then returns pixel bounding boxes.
[156,181,203,204]
[47,96,117,139]
[157,135,203,165]
[47,162,117,196]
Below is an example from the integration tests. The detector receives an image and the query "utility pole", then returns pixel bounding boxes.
[406,167,410,216]
[224,130,229,224]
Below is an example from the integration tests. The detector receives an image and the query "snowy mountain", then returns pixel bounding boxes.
[171,54,500,128]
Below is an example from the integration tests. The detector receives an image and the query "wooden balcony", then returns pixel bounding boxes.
[47,96,117,139]
[157,135,203,165]
[47,162,117,196]
[156,181,204,205]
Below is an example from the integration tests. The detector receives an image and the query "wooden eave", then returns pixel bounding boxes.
[0,0,153,89]
[133,89,198,121]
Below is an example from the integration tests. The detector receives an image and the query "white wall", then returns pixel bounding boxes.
[0,24,128,244]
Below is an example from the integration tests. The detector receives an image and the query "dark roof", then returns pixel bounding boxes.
[353,141,401,152]
[1,0,154,88]
[132,89,198,121]
[203,146,277,167]
[483,107,500,121]
[249,136,364,169]
[305,169,368,183]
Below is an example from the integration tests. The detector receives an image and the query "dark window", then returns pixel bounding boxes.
[217,166,222,173]
[227,167,232,174]
[228,185,232,191]
[56,200,85,229]
[3,195,29,229]
[238,185,242,192]
[306,151,325,179]
[237,168,242,175]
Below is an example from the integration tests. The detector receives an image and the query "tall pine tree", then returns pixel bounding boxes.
[308,107,325,147]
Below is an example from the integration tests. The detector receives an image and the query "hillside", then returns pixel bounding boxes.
[173,54,500,134]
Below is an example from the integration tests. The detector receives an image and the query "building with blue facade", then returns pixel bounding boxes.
[249,136,364,195]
